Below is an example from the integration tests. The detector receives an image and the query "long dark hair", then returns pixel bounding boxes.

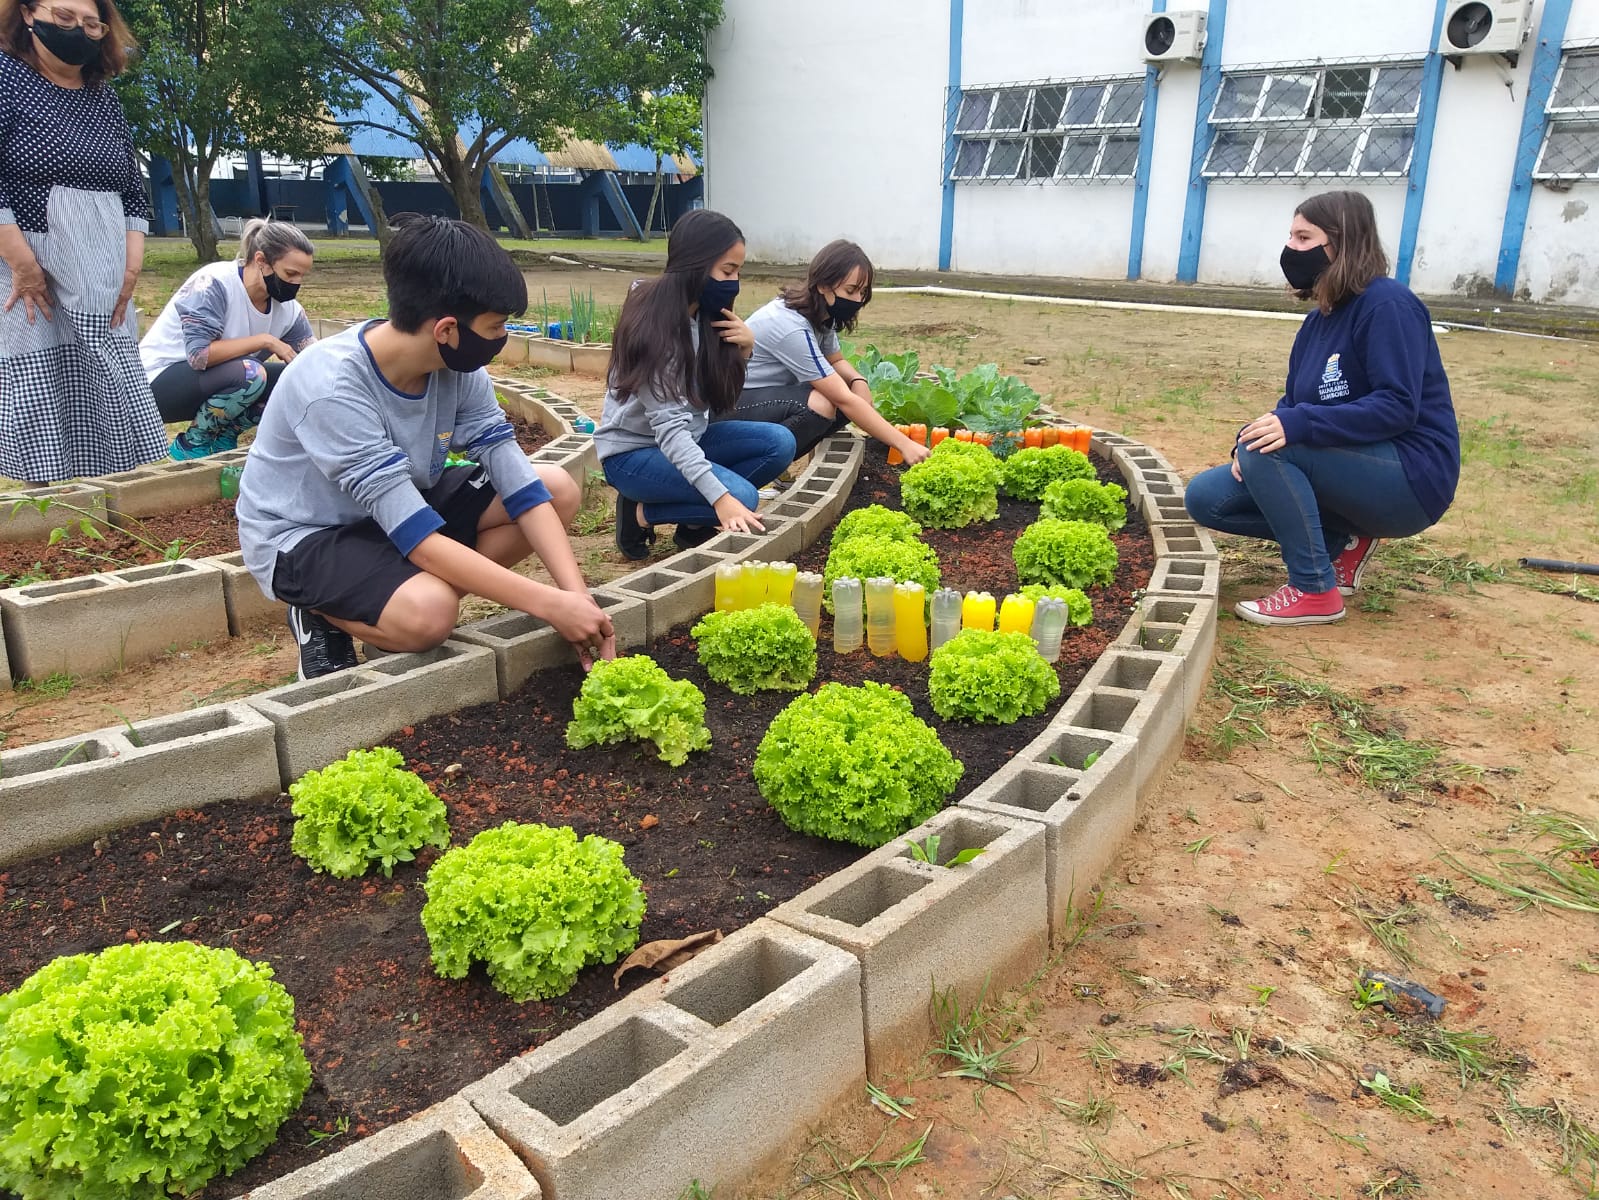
[0,0,133,84]
[1294,191,1389,313]
[780,239,874,335]
[609,209,747,415]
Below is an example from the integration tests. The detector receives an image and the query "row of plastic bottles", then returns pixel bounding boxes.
[714,561,825,635]
[830,580,1069,663]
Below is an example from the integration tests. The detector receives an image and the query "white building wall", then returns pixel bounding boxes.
[706,0,1599,305]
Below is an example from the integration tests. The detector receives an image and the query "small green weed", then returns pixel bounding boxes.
[904,833,985,867]
[1396,1022,1525,1086]
[926,980,1035,1104]
[1051,1090,1116,1130]
[1498,1087,1599,1192]
[1440,808,1599,916]
[17,671,75,699]
[1360,1072,1433,1120]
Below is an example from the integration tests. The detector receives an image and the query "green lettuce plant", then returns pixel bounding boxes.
[566,655,711,766]
[421,821,645,1002]
[691,604,817,694]
[1040,477,1128,530]
[900,440,1001,529]
[1020,583,1095,627]
[927,629,1061,724]
[289,746,449,879]
[1013,518,1119,589]
[754,681,963,847]
[831,503,923,547]
[0,941,311,1200]
[1000,445,1096,501]
[823,533,941,613]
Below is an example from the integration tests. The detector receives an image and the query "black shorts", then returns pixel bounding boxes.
[270,465,499,626]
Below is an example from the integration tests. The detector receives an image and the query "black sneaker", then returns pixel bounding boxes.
[287,606,360,681]
[673,524,719,550]
[615,494,655,560]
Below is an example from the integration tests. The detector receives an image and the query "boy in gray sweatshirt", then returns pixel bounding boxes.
[237,215,614,680]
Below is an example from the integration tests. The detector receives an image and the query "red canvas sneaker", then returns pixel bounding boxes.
[1332,536,1381,596]
[1235,584,1346,627]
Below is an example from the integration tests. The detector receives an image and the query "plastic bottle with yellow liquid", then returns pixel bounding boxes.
[714,563,741,611]
[893,582,928,662]
[740,561,768,610]
[997,593,1035,636]
[961,590,996,632]
[766,561,797,607]
[864,577,896,657]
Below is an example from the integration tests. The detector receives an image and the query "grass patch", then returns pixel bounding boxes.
[788,1123,932,1199]
[1051,1090,1116,1130]
[1459,414,1529,470]
[1440,809,1599,916]
[1395,1022,1527,1087]
[925,980,1035,1105]
[1498,1088,1599,1194]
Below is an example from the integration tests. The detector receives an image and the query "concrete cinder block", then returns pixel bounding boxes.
[767,808,1048,1072]
[101,459,227,523]
[529,434,597,487]
[695,516,803,566]
[453,588,648,696]
[1113,596,1218,720]
[211,550,286,635]
[0,621,9,690]
[0,559,228,680]
[0,703,280,866]
[467,920,863,1200]
[246,640,498,784]
[569,343,611,377]
[1150,522,1220,561]
[1147,556,1221,600]
[960,726,1140,944]
[1111,444,1177,480]
[524,339,574,372]
[240,1096,539,1200]
[606,565,707,642]
[1064,650,1186,801]
[0,482,109,543]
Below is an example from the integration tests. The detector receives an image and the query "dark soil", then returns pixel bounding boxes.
[0,416,553,586]
[0,441,1153,1196]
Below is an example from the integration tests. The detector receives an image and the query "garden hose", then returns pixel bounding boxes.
[1518,557,1599,576]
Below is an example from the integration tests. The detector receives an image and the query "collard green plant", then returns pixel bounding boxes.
[905,833,986,867]
[566,655,711,766]
[289,746,449,879]
[900,440,1001,530]
[1000,445,1096,502]
[823,533,941,613]
[851,349,1042,439]
[1039,478,1129,531]
[1013,518,1119,590]
[754,682,963,848]
[831,503,924,547]
[927,629,1061,724]
[421,822,645,1002]
[691,604,817,695]
[1020,583,1094,627]
[0,941,311,1200]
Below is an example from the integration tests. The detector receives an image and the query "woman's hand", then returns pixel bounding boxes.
[111,268,139,327]
[711,308,754,358]
[1238,413,1287,454]
[4,255,54,324]
[713,492,765,534]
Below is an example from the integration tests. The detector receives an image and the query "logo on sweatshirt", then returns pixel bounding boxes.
[430,430,453,474]
[1319,353,1350,402]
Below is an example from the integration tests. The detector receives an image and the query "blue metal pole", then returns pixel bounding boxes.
[1127,0,1167,280]
[938,0,965,272]
[1396,0,1453,285]
[1176,0,1228,283]
[1494,0,1574,296]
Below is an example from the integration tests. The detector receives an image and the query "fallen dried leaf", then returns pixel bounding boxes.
[613,929,723,988]
[639,814,659,830]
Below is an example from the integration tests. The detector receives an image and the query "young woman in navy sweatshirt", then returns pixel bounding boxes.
[1185,191,1460,627]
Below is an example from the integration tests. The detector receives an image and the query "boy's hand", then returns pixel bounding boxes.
[544,589,616,671]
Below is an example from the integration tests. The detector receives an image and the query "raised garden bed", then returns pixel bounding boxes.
[0,440,1154,1196]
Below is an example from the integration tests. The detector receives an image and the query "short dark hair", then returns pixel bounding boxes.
[1294,191,1389,313]
[0,0,134,85]
[780,239,874,334]
[382,213,527,333]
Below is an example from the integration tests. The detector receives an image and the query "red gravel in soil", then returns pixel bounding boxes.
[0,441,1153,1195]
[0,416,553,584]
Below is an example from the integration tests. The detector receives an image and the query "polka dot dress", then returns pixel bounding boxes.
[0,49,166,482]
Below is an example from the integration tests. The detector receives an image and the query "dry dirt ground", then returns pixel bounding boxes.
[7,256,1599,1200]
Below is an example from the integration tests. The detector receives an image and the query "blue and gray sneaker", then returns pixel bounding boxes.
[287,606,360,681]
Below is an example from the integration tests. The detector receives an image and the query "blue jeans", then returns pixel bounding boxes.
[602,420,796,527]
[1185,441,1432,593]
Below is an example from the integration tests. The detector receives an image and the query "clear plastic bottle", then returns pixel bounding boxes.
[865,577,896,657]
[832,577,863,654]
[792,571,824,636]
[740,561,768,610]
[930,588,963,651]
[1032,598,1069,663]
[998,593,1036,636]
[893,582,928,662]
[714,562,741,612]
[766,561,798,607]
[961,590,996,632]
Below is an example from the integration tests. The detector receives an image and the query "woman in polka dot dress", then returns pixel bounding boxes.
[0,0,166,483]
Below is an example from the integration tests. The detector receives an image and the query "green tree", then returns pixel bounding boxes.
[301,0,722,231]
[629,92,702,240]
[118,0,353,261]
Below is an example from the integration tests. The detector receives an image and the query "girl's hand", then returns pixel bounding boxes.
[712,309,754,357]
[1238,413,1286,454]
[1231,457,1243,483]
[4,256,54,324]
[713,492,765,534]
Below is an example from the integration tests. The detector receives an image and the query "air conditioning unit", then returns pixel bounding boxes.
[1440,0,1532,56]
[1142,11,1207,64]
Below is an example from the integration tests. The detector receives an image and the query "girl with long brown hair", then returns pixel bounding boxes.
[1185,191,1460,627]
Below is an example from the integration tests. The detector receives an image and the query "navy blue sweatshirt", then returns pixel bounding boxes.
[1273,276,1460,523]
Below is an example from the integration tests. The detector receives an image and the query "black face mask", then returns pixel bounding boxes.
[697,277,740,318]
[1280,243,1332,293]
[827,296,864,329]
[439,322,507,373]
[30,19,101,67]
[262,271,300,304]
